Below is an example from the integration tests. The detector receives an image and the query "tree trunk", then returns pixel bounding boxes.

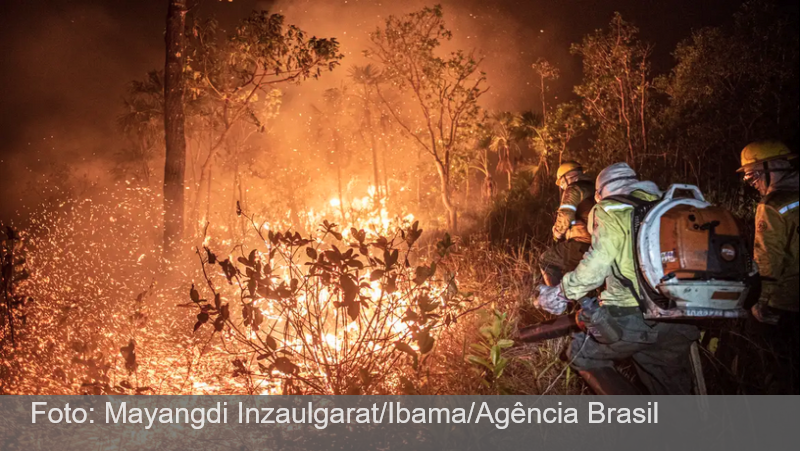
[163,0,188,258]
[364,91,381,204]
[205,168,212,228]
[334,133,347,224]
[190,120,216,237]
[416,149,423,209]
[190,126,211,238]
[371,141,381,201]
[530,156,548,198]
[288,184,302,230]
[465,167,470,212]
[381,134,390,200]
[482,174,495,206]
[192,167,209,233]
[337,164,346,224]
[434,159,457,232]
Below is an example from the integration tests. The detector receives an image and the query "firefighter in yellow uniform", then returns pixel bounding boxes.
[536,163,699,395]
[738,141,799,324]
[539,162,595,286]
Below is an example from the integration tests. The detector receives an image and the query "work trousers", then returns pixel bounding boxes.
[569,313,700,395]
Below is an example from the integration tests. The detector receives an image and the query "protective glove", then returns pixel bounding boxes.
[751,302,780,326]
[752,278,780,325]
[552,226,565,243]
[534,284,568,315]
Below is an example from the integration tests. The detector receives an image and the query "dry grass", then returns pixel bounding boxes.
[424,236,588,395]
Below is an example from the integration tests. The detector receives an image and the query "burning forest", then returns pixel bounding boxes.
[1,0,798,398]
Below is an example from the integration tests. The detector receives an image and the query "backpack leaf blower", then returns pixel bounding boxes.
[520,184,757,343]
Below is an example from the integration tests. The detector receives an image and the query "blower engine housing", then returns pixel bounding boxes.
[635,185,752,319]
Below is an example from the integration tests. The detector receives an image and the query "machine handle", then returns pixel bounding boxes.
[664,184,706,202]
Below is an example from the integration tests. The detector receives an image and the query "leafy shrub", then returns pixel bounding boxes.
[467,310,515,394]
[188,211,475,395]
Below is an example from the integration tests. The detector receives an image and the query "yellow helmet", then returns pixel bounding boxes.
[738,141,797,173]
[556,161,583,185]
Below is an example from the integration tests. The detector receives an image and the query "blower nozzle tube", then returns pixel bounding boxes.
[518,314,579,343]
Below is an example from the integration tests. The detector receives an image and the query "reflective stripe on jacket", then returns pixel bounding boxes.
[561,190,660,308]
[755,190,799,312]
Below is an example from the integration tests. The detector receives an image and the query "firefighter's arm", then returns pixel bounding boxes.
[753,203,787,305]
[553,186,580,240]
[560,206,620,300]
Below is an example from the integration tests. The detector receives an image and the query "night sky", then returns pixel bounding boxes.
[0,0,795,220]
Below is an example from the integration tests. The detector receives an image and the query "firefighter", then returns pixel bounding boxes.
[538,161,595,286]
[738,141,799,325]
[536,163,699,395]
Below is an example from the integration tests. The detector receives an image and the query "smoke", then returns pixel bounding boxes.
[0,0,754,222]
[263,0,562,111]
[0,1,160,220]
[0,0,252,221]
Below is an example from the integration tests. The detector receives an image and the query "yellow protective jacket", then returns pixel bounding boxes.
[755,190,799,312]
[561,190,660,309]
[554,180,595,244]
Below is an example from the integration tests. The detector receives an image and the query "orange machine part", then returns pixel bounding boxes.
[659,205,740,279]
